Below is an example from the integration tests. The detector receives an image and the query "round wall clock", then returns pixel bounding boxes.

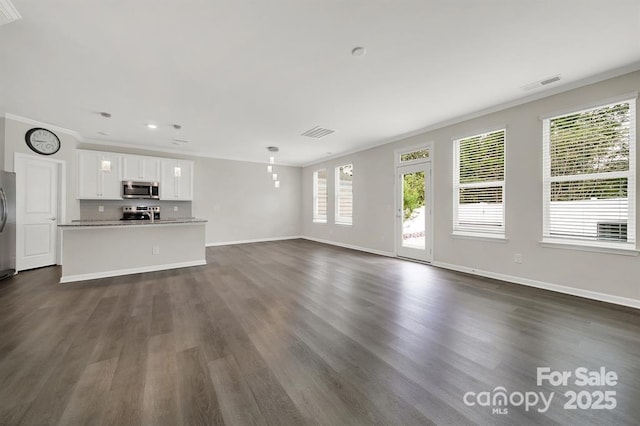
[25,128,61,156]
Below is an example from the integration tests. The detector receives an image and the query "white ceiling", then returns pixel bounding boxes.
[1,0,639,166]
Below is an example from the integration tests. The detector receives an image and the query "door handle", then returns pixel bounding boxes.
[0,188,7,233]
[48,217,57,221]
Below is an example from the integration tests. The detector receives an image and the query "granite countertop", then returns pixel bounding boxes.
[59,218,208,227]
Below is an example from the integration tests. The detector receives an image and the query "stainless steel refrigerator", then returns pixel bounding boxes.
[0,171,16,280]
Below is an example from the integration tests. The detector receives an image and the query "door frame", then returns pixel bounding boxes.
[394,143,434,263]
[14,153,66,267]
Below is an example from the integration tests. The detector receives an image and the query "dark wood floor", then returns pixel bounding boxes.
[0,239,639,425]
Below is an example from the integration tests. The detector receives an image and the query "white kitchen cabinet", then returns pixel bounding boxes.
[160,159,193,200]
[76,150,122,199]
[122,155,160,182]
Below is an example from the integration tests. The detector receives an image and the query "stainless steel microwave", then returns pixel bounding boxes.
[122,181,159,199]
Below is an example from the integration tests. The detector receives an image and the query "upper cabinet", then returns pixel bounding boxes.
[122,155,160,182]
[77,150,194,201]
[76,150,123,199]
[160,159,193,201]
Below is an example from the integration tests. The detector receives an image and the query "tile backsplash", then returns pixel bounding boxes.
[80,200,192,221]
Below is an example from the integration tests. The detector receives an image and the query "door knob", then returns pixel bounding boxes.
[49,217,56,221]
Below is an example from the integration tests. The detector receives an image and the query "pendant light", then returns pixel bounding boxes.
[267,146,280,188]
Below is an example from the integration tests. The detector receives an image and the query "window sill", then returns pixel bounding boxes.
[335,221,352,226]
[451,232,507,243]
[312,219,327,224]
[539,239,639,256]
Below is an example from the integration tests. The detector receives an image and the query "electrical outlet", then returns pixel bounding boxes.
[173,206,178,212]
[98,205,104,212]
[152,246,160,255]
[514,253,523,264]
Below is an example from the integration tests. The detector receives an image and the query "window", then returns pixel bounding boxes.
[312,169,327,223]
[453,129,506,237]
[543,98,636,248]
[399,148,429,163]
[335,164,353,225]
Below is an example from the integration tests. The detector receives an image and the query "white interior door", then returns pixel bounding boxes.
[16,156,59,271]
[396,162,432,262]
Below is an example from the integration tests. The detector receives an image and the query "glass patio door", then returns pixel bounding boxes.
[396,162,432,262]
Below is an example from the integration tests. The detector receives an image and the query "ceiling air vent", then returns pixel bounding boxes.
[0,0,21,27]
[301,126,335,139]
[521,74,561,91]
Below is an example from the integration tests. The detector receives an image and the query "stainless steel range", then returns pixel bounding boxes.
[121,206,160,221]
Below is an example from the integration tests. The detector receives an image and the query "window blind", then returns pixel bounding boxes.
[453,129,506,236]
[313,169,327,223]
[542,99,636,247]
[335,164,353,225]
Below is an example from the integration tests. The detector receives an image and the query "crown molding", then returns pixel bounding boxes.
[301,61,640,167]
[2,113,84,141]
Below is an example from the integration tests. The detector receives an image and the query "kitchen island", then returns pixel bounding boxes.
[58,218,207,283]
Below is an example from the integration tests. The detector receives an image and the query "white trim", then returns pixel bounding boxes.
[301,62,640,168]
[59,260,207,283]
[312,168,328,223]
[4,113,83,141]
[302,236,395,258]
[452,129,506,237]
[431,261,640,310]
[206,235,302,247]
[14,153,66,269]
[334,163,353,226]
[539,91,638,120]
[82,139,303,167]
[539,240,638,256]
[549,171,629,182]
[394,161,433,262]
[450,124,508,143]
[541,98,636,247]
[394,143,432,166]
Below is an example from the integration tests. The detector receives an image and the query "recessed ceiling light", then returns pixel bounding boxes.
[351,46,366,57]
[147,123,157,129]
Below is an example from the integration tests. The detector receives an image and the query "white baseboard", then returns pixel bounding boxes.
[432,261,640,310]
[301,236,396,258]
[60,260,207,283]
[206,235,303,247]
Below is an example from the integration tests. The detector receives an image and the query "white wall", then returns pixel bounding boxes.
[303,71,640,305]
[193,156,301,244]
[2,117,81,221]
[1,120,302,247]
[77,142,302,245]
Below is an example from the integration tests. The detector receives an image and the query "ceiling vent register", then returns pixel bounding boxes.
[301,126,335,139]
[0,0,21,27]
[521,75,561,91]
